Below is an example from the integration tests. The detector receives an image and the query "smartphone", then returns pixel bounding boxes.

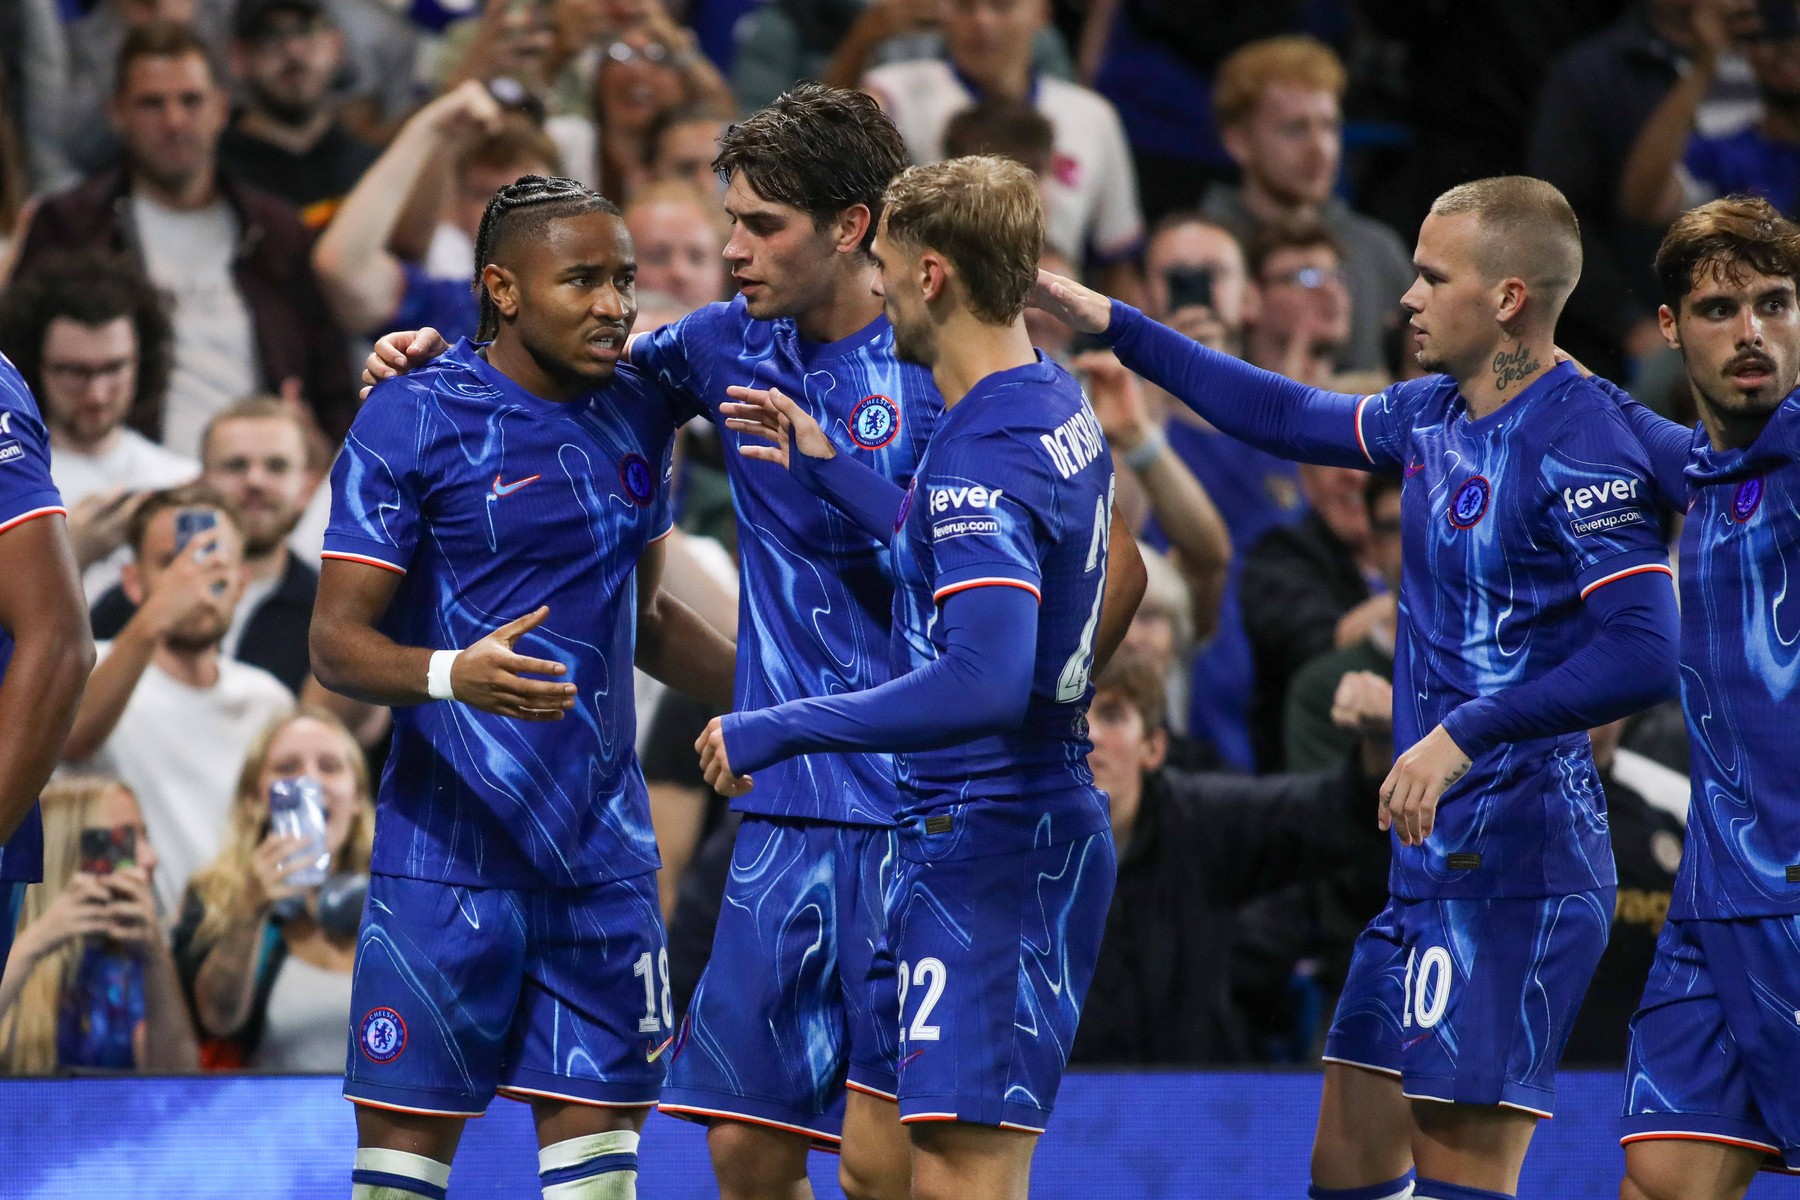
[1165,266,1215,313]
[486,76,547,125]
[174,507,218,555]
[78,826,137,876]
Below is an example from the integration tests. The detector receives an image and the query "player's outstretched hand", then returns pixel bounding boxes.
[1028,268,1113,336]
[695,715,753,797]
[450,606,577,721]
[722,385,835,469]
[361,328,450,399]
[1378,723,1470,847]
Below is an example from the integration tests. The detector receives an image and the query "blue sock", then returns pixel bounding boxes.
[1413,1179,1512,1200]
[1309,1171,1416,1200]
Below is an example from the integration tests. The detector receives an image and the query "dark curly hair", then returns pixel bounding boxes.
[1656,194,1800,310]
[712,83,907,254]
[0,251,174,437]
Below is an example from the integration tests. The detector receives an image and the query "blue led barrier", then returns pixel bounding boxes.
[0,1071,1785,1197]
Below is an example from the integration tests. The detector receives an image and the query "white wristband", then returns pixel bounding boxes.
[426,649,460,701]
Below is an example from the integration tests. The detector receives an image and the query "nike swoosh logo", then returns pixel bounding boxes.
[645,1035,674,1063]
[490,473,541,498]
[1404,462,1425,478]
[900,1049,926,1068]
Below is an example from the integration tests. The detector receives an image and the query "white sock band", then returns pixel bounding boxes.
[351,1148,452,1199]
[538,1130,640,1199]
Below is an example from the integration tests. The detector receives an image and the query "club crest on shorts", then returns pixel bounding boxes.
[1731,475,1764,523]
[360,1007,407,1062]
[849,394,900,450]
[1448,475,1491,529]
[619,453,656,507]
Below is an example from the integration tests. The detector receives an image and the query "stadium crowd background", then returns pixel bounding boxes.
[0,0,1783,1077]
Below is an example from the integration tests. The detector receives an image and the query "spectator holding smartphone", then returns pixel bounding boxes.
[60,486,293,914]
[0,775,199,1074]
[174,708,372,1070]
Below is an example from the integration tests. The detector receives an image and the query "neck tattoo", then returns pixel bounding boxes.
[1491,344,1540,392]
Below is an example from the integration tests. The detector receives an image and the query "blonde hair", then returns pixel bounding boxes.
[1213,36,1347,130]
[1428,176,1583,322]
[880,155,1045,324]
[186,708,374,949]
[0,776,132,1075]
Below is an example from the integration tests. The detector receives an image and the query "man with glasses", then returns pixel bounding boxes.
[0,252,196,603]
[219,0,380,230]
[1244,222,1354,388]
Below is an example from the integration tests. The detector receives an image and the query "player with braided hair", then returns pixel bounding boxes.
[312,174,736,1200]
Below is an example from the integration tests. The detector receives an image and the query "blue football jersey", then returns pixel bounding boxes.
[1355,362,1671,899]
[633,298,942,826]
[887,356,1113,834]
[323,340,681,889]
[1665,395,1800,919]
[0,354,68,883]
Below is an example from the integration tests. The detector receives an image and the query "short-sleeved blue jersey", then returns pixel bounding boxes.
[887,356,1112,838]
[1662,395,1800,919]
[1354,363,1671,899]
[634,298,942,826]
[323,340,681,889]
[0,354,69,883]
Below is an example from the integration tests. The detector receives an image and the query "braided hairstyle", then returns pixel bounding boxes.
[471,175,623,342]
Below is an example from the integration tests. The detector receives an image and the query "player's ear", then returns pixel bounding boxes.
[833,204,873,257]
[121,560,145,607]
[1495,276,1529,328]
[918,250,949,305]
[1657,303,1681,349]
[483,264,521,320]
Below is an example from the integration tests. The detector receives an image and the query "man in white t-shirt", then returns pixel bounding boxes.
[62,484,292,913]
[0,252,198,604]
[862,0,1145,295]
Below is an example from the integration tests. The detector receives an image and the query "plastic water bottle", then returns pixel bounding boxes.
[268,777,331,888]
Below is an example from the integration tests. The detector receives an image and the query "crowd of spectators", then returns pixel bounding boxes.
[0,0,1775,1075]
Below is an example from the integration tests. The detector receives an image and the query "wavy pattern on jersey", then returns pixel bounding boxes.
[1674,402,1800,919]
[328,346,674,887]
[886,360,1111,811]
[1368,368,1659,899]
[639,302,942,825]
[1330,888,1609,1112]
[675,823,845,1110]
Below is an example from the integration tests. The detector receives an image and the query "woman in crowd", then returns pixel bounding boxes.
[175,708,373,1071]
[0,775,198,1074]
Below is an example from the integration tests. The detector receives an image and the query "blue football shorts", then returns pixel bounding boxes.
[1324,887,1613,1117]
[1621,914,1800,1172]
[660,817,900,1147]
[343,870,668,1116]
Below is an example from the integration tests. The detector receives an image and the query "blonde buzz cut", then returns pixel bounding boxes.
[880,155,1046,325]
[1429,176,1584,322]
